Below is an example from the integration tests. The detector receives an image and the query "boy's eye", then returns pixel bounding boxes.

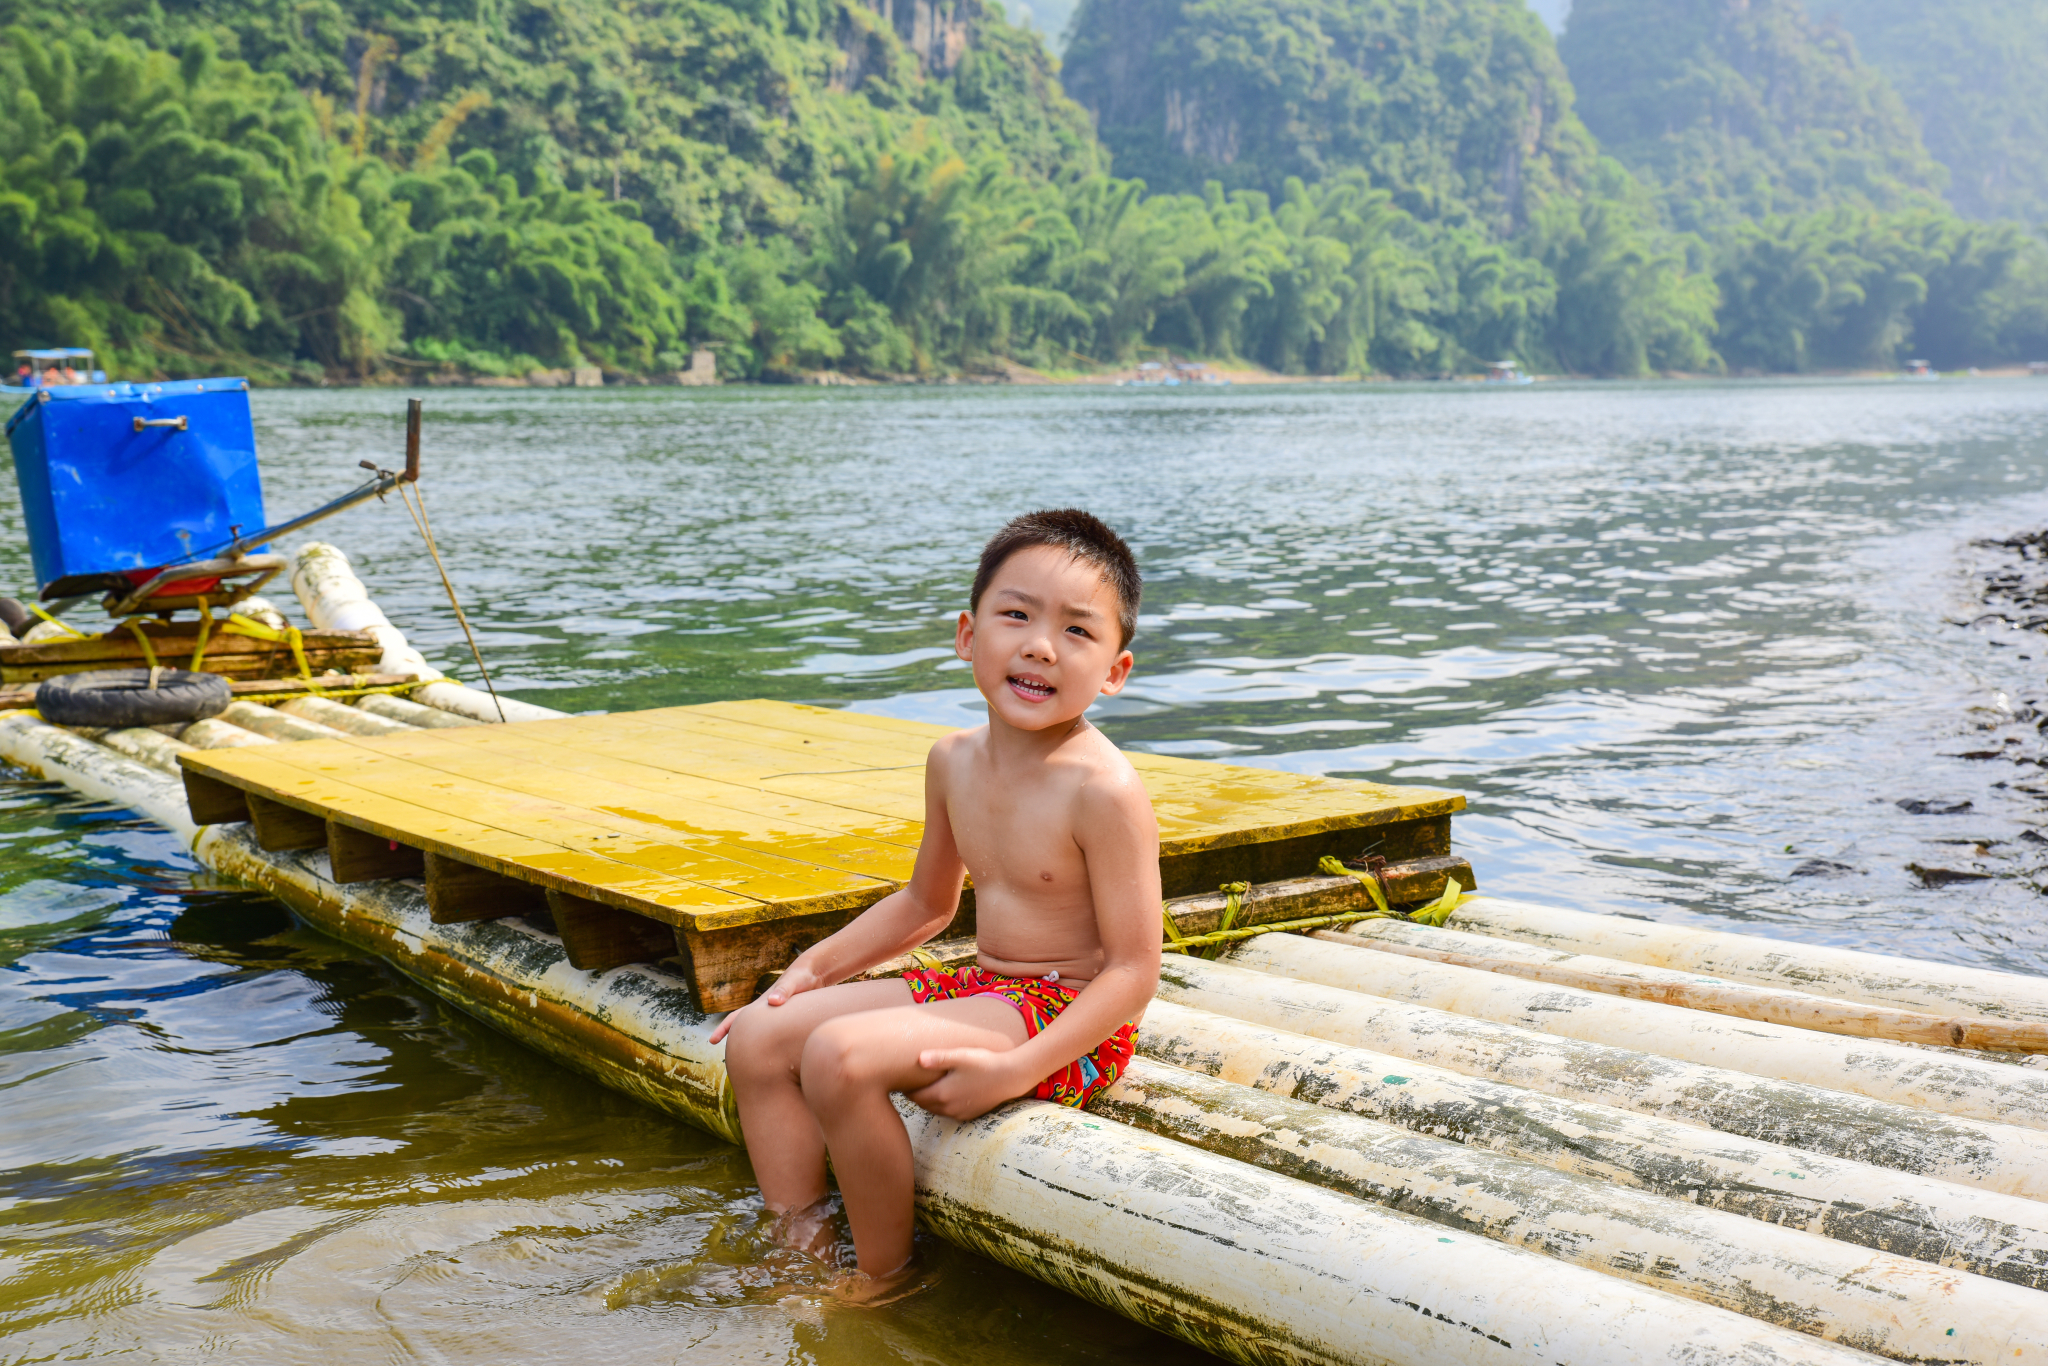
[1066,625,1091,638]
[1002,610,1028,620]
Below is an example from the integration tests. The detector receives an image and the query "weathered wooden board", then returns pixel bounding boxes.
[0,625,381,683]
[178,699,1463,1010]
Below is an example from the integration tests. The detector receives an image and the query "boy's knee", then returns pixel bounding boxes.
[800,1017,887,1096]
[723,1007,794,1081]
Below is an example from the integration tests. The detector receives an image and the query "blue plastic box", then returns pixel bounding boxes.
[5,378,267,594]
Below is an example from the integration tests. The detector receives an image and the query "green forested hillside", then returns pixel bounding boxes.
[0,0,2042,381]
[1811,0,2048,227]
[1063,0,1596,228]
[1557,0,2048,370]
[1560,0,1942,235]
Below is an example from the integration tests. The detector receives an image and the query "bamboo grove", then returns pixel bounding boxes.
[1,0,2045,382]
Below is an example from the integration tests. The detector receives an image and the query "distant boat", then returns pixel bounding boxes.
[1117,357,1229,388]
[1485,359,1533,385]
[6,348,108,396]
[1904,359,1938,381]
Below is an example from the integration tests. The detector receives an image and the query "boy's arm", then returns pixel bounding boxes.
[912,764,1161,1117]
[707,737,967,1041]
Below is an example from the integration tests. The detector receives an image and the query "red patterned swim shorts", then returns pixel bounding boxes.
[902,964,1137,1107]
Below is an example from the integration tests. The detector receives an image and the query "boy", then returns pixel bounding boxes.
[711,508,1161,1292]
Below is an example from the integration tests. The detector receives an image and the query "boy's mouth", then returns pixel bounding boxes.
[1007,674,1056,702]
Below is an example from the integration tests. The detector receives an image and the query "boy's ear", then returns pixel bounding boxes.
[955,609,975,661]
[1097,647,1135,697]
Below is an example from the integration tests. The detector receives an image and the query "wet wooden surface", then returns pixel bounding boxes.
[179,699,1463,1005]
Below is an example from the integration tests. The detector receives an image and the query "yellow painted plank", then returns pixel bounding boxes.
[511,712,933,821]
[724,700,1464,821]
[183,698,1466,932]
[184,740,887,923]
[392,716,927,846]
[660,702,1460,844]
[269,738,890,914]
[180,747,762,923]
[313,725,921,891]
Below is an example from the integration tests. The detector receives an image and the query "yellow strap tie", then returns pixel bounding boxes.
[906,947,946,972]
[1317,855,1471,927]
[1204,880,1251,959]
[189,597,214,672]
[26,604,85,638]
[125,620,163,690]
[1319,855,1392,913]
[222,614,317,687]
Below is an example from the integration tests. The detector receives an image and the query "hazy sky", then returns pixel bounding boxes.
[1019,0,1570,53]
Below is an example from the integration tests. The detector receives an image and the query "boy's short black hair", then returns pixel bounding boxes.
[970,509,1142,648]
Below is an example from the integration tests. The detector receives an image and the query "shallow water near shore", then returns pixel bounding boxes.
[5,377,2048,1361]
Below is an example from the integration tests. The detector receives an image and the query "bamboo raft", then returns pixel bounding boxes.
[6,540,2048,1365]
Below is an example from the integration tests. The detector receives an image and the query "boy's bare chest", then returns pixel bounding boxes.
[945,779,1089,893]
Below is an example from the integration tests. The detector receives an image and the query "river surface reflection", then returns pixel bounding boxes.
[4,378,2047,1361]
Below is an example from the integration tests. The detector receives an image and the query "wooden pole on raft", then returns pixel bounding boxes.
[1227,932,2048,1131]
[1155,954,2048,1199]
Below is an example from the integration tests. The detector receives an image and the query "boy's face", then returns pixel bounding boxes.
[956,544,1134,734]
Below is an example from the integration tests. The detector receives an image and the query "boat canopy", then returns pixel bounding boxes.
[13,349,94,362]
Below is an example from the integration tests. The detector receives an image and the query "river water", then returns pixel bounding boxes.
[5,378,2048,1361]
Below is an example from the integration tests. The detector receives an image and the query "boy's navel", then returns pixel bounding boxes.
[1039,871,1053,881]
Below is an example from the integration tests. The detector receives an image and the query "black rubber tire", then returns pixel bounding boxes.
[36,668,232,728]
[0,598,32,638]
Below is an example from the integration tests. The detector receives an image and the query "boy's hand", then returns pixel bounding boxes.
[706,961,829,1044]
[908,1047,1033,1119]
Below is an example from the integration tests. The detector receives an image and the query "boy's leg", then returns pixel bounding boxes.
[723,978,917,1215]
[800,997,1030,1277]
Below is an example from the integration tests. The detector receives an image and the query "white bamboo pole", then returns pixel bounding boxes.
[356,693,482,729]
[0,713,199,842]
[217,700,347,742]
[288,542,566,724]
[99,726,192,776]
[277,695,414,736]
[1096,1059,2048,1361]
[180,718,275,750]
[1155,955,2048,1199]
[1450,895,2048,1024]
[900,1098,1886,1366]
[1139,999,2048,1291]
[1228,932,2048,1131]
[1323,919,2048,1055]
[289,541,442,681]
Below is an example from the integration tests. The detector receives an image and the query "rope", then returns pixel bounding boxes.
[125,620,162,690]
[397,481,505,722]
[232,680,426,706]
[1161,907,1403,953]
[1157,861,1476,956]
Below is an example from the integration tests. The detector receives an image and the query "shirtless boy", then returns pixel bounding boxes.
[711,508,1161,1290]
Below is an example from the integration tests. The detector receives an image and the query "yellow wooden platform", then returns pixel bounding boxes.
[179,699,1463,1009]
